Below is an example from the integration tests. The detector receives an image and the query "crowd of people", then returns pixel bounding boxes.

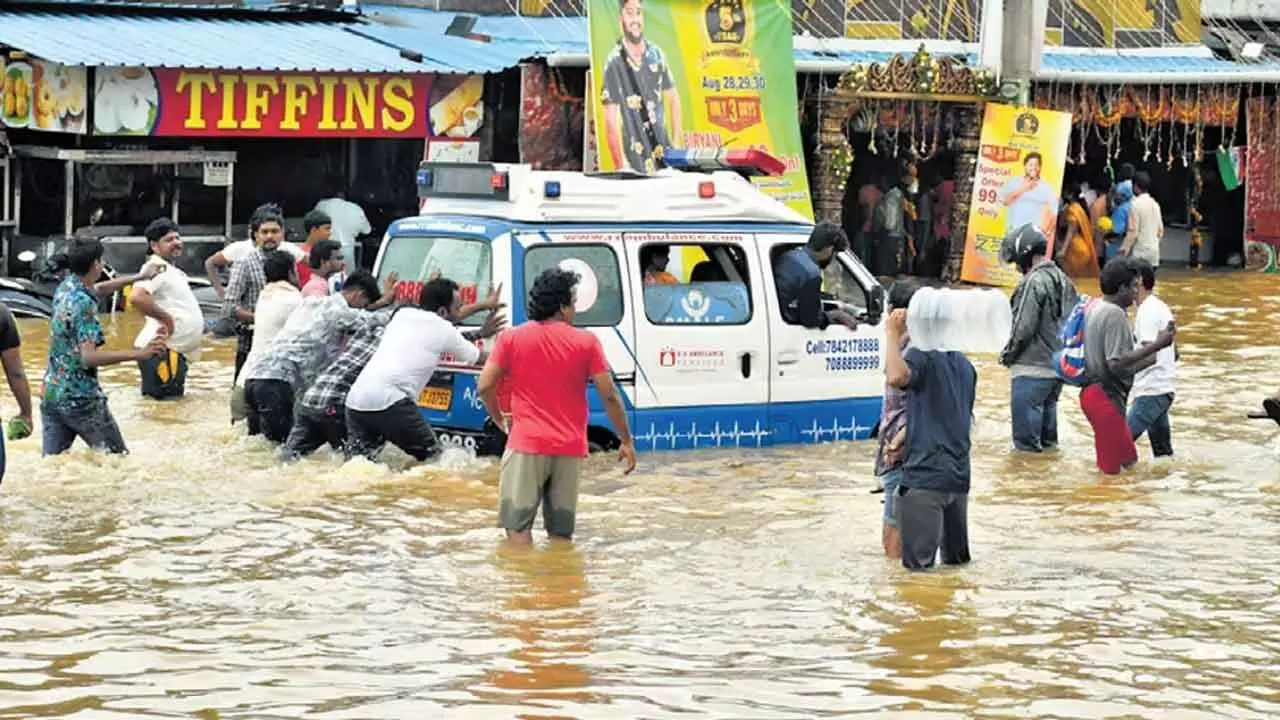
[0,202,637,545]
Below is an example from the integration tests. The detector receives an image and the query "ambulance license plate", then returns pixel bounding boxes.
[418,386,452,411]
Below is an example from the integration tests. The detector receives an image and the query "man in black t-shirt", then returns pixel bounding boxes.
[600,0,683,173]
[0,303,34,484]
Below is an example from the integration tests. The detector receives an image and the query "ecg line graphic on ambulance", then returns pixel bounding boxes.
[798,417,874,442]
[633,420,771,449]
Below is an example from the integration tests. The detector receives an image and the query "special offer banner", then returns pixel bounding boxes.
[960,103,1073,288]
[93,67,432,137]
[587,0,812,219]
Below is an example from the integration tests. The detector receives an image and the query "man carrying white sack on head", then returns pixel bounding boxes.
[882,286,1003,571]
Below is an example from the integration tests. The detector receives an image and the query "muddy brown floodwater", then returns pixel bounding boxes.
[1,269,1278,719]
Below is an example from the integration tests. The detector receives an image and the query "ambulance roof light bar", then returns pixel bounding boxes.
[660,148,786,178]
[417,162,511,202]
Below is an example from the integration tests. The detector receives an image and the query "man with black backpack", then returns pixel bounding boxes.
[999,224,1079,453]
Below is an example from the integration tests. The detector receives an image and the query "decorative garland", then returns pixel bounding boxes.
[837,45,996,97]
[827,134,854,195]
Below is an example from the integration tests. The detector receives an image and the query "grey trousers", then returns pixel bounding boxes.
[894,487,971,570]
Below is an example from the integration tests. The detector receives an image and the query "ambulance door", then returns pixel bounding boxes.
[516,230,636,438]
[623,232,771,451]
[757,234,886,445]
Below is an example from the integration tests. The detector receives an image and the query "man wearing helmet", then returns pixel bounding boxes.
[999,224,1080,452]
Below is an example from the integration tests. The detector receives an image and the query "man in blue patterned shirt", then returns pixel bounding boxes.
[42,238,166,456]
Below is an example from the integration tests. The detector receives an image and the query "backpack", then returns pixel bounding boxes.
[1052,295,1098,386]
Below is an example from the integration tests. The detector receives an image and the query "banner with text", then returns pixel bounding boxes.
[960,103,1073,288]
[587,0,812,219]
[92,67,432,137]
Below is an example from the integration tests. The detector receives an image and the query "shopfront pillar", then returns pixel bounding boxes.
[810,94,857,225]
[945,104,983,283]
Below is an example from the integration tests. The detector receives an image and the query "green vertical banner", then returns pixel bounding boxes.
[588,0,813,219]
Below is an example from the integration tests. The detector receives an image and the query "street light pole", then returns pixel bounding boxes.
[981,0,1049,106]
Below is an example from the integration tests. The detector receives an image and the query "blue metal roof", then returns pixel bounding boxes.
[357,6,584,73]
[0,10,436,73]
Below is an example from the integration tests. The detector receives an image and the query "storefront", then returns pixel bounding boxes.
[0,5,498,272]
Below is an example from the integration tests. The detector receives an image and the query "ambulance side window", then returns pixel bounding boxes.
[768,243,870,322]
[640,242,752,325]
[524,244,624,327]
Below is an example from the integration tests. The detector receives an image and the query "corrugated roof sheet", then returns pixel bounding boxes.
[0,10,439,73]
[357,6,581,74]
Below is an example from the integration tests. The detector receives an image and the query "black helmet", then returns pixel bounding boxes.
[1000,224,1049,271]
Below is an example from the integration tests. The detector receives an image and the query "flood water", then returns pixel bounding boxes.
[1,269,1278,719]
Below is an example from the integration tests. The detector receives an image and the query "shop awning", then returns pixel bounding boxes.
[0,10,441,73]
[356,5,587,74]
[359,6,1280,83]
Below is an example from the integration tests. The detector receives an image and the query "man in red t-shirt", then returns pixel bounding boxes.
[478,267,637,544]
[295,209,332,288]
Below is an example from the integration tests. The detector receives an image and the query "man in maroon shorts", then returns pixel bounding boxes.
[1080,258,1175,474]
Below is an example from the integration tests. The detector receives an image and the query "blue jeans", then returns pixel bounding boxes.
[41,396,128,456]
[880,468,904,527]
[1128,393,1174,457]
[1011,376,1062,452]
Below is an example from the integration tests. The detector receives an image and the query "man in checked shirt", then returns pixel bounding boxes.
[222,203,288,382]
[279,285,506,461]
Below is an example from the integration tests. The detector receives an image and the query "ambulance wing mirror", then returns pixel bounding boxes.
[865,284,885,326]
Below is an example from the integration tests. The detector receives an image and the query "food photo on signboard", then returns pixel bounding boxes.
[94,66,160,135]
[425,74,484,163]
[2,57,88,133]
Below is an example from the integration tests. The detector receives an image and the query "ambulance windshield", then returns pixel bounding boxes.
[377,235,493,327]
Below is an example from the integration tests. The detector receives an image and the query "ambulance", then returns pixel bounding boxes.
[371,150,887,456]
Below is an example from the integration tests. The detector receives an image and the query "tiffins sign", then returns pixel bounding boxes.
[92,67,432,137]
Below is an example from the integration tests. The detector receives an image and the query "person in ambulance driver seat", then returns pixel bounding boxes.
[477,267,638,545]
[1079,258,1176,474]
[773,222,860,331]
[343,278,488,464]
[129,218,206,400]
[883,303,977,571]
[600,0,683,174]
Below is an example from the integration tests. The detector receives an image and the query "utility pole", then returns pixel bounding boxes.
[980,0,1049,106]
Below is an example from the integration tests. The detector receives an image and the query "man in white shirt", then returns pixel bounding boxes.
[1122,171,1163,268]
[129,218,206,399]
[235,251,302,432]
[204,228,306,298]
[344,277,488,462]
[313,188,371,270]
[1127,258,1176,458]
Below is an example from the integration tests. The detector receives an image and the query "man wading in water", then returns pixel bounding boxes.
[1079,258,1175,474]
[130,218,205,400]
[42,238,166,456]
[477,267,637,545]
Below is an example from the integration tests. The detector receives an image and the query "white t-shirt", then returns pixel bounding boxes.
[1131,294,1176,398]
[313,197,371,256]
[133,256,205,360]
[345,308,480,412]
[221,239,305,264]
[235,282,303,387]
[1128,194,1163,266]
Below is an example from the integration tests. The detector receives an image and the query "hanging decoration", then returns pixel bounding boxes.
[836,44,996,98]
[824,132,855,197]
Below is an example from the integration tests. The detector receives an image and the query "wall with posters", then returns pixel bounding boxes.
[1244,97,1280,272]
[92,67,432,137]
[1,58,88,133]
[959,103,1072,288]
[587,0,812,219]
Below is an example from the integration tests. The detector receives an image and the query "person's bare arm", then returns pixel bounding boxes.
[369,272,399,310]
[79,339,161,368]
[884,308,912,390]
[456,283,506,320]
[0,347,32,422]
[205,251,230,297]
[590,370,637,473]
[1120,210,1140,254]
[94,263,162,296]
[665,89,683,148]
[129,287,175,335]
[477,356,507,431]
[1109,322,1174,375]
[604,105,625,169]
